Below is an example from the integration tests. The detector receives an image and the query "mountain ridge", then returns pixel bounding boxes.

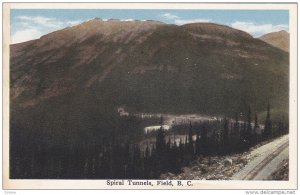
[10,19,289,132]
[259,30,289,52]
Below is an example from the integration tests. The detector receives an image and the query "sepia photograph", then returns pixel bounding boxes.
[2,2,298,190]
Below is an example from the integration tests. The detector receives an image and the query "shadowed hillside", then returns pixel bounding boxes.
[10,18,289,139]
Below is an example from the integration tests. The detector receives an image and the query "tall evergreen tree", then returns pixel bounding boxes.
[200,125,208,155]
[254,111,259,128]
[156,116,166,154]
[239,120,248,152]
[277,120,284,136]
[253,111,259,143]
[234,113,239,131]
[195,130,201,155]
[144,144,150,178]
[246,106,252,147]
[263,103,272,140]
[167,136,171,151]
[222,118,230,153]
[188,121,194,157]
[179,138,184,166]
[155,116,166,175]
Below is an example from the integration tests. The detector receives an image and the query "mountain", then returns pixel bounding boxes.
[259,30,289,52]
[10,19,289,133]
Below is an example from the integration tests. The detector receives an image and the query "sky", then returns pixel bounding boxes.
[11,9,289,44]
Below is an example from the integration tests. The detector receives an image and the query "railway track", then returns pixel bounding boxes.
[241,141,289,180]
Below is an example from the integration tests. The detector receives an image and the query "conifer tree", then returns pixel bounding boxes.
[223,118,229,153]
[254,111,259,128]
[167,136,171,151]
[188,121,194,157]
[155,116,166,175]
[195,130,201,155]
[246,106,252,147]
[253,111,259,143]
[144,144,150,178]
[278,120,284,136]
[156,116,166,154]
[179,138,184,166]
[234,113,239,135]
[263,103,272,140]
[200,125,208,155]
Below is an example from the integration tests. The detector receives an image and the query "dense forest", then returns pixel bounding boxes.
[10,104,288,179]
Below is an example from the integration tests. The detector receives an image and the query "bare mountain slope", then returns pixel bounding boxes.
[259,30,289,52]
[10,19,289,134]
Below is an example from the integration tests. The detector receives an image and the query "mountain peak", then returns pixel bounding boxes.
[277,30,289,34]
[259,30,289,52]
[83,17,165,25]
[181,22,253,39]
[34,18,166,50]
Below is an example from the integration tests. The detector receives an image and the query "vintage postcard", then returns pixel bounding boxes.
[2,2,298,190]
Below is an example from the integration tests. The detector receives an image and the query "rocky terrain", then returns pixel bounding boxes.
[160,152,249,180]
[268,159,289,180]
[161,136,289,180]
